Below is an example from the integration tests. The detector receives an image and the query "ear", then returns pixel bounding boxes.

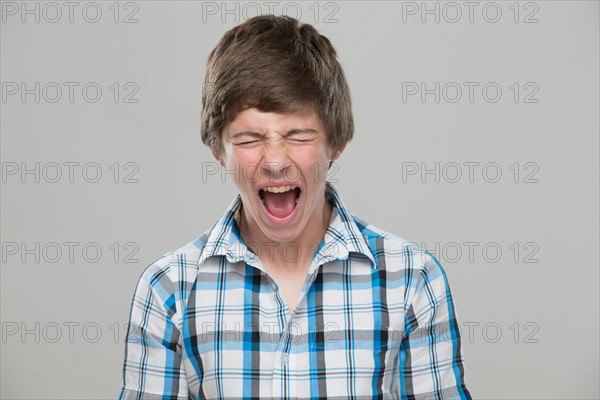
[330,144,346,162]
[212,149,225,167]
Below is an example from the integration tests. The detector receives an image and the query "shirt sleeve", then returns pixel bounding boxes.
[399,251,472,399]
[119,261,190,399]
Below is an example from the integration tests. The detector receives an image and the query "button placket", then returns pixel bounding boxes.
[272,290,292,398]
[275,332,295,397]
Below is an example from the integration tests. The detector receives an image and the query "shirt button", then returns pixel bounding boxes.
[281,353,289,365]
[271,282,278,291]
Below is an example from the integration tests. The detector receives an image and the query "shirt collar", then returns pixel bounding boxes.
[197,181,376,269]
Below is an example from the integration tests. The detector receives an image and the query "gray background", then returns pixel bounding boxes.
[1,1,598,398]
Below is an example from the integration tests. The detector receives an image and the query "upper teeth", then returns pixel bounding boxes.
[262,185,296,193]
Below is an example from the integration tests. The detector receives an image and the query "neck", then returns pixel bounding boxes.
[239,197,333,269]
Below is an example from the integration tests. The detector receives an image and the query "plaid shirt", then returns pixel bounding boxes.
[119,182,471,399]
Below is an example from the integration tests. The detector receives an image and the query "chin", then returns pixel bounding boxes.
[260,222,303,243]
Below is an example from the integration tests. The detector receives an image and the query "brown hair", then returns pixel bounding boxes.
[201,15,353,156]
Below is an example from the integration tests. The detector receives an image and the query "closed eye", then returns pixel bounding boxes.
[229,131,265,146]
[287,133,317,143]
[235,140,260,146]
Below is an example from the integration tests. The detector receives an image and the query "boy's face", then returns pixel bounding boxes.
[216,108,343,246]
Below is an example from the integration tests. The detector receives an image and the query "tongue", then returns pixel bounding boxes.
[262,189,297,219]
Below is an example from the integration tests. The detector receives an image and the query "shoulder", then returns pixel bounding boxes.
[136,230,210,293]
[351,213,442,275]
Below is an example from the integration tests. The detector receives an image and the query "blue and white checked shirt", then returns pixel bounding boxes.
[119,182,471,399]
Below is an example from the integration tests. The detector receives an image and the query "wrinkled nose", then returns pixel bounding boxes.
[262,140,292,178]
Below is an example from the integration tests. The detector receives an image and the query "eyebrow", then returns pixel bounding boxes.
[230,128,319,140]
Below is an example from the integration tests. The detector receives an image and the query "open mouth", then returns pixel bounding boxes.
[258,185,301,220]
